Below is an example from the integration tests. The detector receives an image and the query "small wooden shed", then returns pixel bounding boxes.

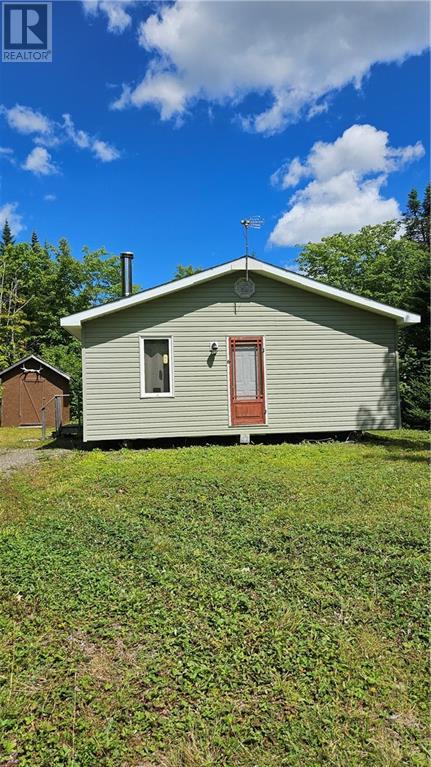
[0,355,70,428]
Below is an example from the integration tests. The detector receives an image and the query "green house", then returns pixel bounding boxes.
[61,256,420,443]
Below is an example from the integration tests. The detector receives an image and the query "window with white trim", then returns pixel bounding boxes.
[140,337,173,397]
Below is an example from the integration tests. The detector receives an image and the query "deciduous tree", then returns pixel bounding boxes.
[298,216,429,428]
[0,237,129,419]
[174,264,202,280]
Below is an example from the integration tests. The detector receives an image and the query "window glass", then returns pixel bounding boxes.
[144,339,170,394]
[235,344,258,398]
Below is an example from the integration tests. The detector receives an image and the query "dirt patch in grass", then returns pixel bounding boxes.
[0,447,72,474]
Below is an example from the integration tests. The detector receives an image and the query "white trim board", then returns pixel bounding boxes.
[139,336,174,398]
[61,256,421,338]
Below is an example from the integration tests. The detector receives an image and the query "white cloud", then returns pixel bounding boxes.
[111,69,189,121]
[271,157,307,190]
[62,114,120,161]
[22,146,59,176]
[0,146,15,165]
[269,124,425,247]
[62,113,92,149]
[0,202,24,236]
[270,172,400,247]
[1,104,52,135]
[62,113,91,149]
[307,101,329,120]
[32,135,62,149]
[0,104,121,167]
[44,194,56,202]
[82,1,135,33]
[272,124,425,190]
[92,139,120,162]
[111,1,429,133]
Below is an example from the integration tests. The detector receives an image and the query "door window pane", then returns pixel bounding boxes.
[144,339,170,394]
[235,344,258,398]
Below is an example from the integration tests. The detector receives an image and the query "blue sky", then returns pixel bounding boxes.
[1,1,429,289]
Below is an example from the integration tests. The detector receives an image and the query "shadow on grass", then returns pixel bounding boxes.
[37,429,430,459]
[37,430,362,452]
[37,435,87,452]
[380,453,430,463]
[362,432,430,452]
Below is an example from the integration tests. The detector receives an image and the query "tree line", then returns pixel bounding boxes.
[0,229,123,418]
[0,185,429,426]
[297,186,429,428]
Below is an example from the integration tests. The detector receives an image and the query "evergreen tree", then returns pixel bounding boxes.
[1,220,14,251]
[403,186,430,250]
[31,231,40,250]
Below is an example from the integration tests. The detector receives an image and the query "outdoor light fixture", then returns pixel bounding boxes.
[209,341,219,354]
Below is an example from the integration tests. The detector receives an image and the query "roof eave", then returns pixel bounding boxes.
[400,312,422,327]
[0,354,71,380]
[60,256,421,333]
[251,260,420,327]
[60,323,82,339]
[60,258,247,334]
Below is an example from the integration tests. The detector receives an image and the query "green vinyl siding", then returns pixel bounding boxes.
[82,273,399,441]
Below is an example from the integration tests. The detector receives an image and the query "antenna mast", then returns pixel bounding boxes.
[240,217,263,279]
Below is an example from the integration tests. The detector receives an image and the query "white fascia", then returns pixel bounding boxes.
[60,256,420,339]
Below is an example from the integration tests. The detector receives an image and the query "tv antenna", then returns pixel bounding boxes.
[240,217,263,279]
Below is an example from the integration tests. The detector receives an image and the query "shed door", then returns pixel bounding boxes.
[229,337,266,426]
[20,373,44,425]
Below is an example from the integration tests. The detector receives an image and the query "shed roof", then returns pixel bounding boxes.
[61,255,421,339]
[0,354,71,381]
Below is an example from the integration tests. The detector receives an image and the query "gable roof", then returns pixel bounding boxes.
[61,256,421,338]
[0,354,71,381]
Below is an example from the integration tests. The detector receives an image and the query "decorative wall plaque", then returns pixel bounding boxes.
[234,277,255,299]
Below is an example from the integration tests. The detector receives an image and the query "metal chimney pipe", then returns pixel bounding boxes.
[120,252,133,297]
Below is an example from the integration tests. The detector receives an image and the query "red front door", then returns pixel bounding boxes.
[229,337,266,426]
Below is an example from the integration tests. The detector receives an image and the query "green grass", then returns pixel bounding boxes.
[0,430,428,766]
[0,427,50,450]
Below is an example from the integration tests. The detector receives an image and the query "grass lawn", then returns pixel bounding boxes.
[0,427,49,450]
[0,430,428,766]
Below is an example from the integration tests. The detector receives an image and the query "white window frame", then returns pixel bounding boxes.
[139,336,174,398]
